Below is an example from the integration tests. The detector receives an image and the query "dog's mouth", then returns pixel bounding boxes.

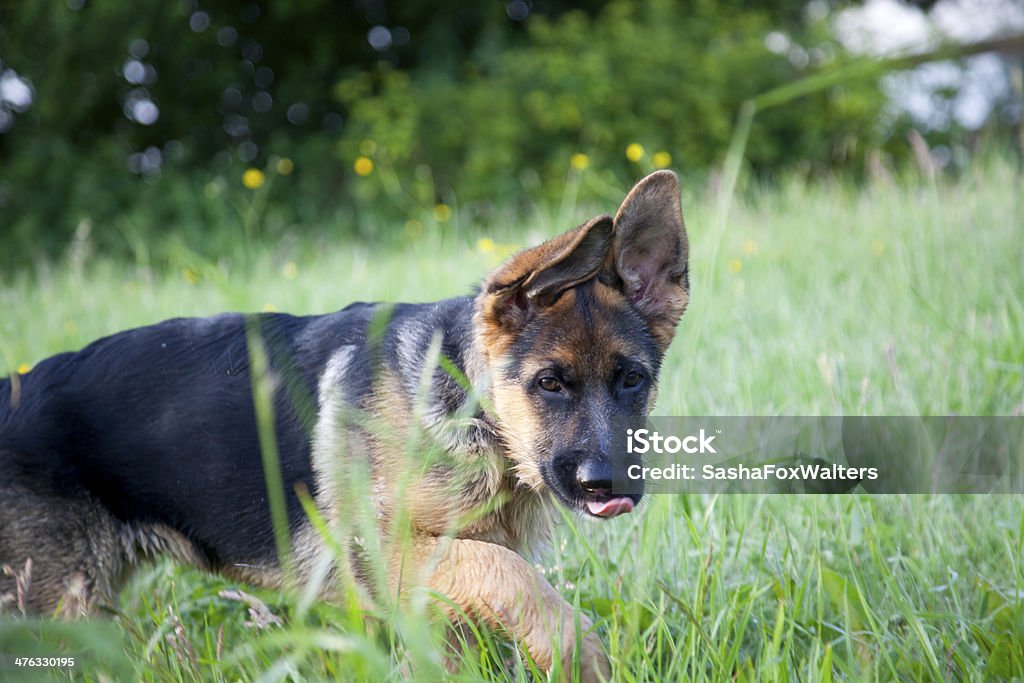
[584,495,635,518]
[541,458,642,519]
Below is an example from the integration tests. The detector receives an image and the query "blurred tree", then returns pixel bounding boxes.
[0,0,960,264]
[335,0,888,203]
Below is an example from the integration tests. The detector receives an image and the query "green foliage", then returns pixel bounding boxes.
[338,0,889,205]
[0,0,893,267]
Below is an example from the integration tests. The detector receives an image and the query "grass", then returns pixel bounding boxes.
[1,155,1023,681]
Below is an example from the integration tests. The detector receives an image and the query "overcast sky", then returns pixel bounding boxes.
[835,0,1024,130]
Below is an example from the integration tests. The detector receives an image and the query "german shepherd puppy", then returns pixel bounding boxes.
[0,171,689,681]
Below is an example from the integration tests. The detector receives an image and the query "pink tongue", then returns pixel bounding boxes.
[586,497,635,518]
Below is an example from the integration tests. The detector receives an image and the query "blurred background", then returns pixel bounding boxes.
[0,0,1021,268]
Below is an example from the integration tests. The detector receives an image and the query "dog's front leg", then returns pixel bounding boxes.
[394,536,610,682]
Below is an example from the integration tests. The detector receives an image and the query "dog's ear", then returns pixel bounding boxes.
[479,214,614,334]
[604,170,689,351]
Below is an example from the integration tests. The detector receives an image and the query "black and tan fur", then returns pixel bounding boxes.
[0,171,689,681]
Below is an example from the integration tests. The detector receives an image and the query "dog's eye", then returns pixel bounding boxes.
[623,370,643,388]
[538,376,562,393]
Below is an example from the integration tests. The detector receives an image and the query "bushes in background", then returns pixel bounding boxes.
[0,0,951,266]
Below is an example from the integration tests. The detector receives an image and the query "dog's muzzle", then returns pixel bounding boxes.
[575,458,636,518]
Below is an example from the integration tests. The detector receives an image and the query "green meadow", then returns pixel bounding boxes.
[1,156,1022,680]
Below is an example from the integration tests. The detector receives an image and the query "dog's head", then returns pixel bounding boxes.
[474,171,689,518]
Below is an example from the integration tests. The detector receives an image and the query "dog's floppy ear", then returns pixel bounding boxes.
[479,214,614,335]
[604,170,690,350]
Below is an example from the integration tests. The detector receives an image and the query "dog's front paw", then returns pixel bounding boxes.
[577,629,611,683]
[558,612,610,683]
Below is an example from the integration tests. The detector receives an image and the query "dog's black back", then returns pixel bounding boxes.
[4,314,311,568]
[0,295,481,576]
[1,299,445,568]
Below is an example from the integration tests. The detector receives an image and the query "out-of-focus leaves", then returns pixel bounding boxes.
[0,0,959,265]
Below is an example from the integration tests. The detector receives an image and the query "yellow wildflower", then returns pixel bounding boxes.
[728,259,743,273]
[262,303,277,312]
[652,151,672,168]
[354,157,374,176]
[434,203,452,222]
[625,143,644,162]
[242,168,265,189]
[17,363,31,374]
[570,153,590,171]
[477,238,496,253]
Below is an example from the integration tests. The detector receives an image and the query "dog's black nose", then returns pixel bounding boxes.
[575,459,613,494]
